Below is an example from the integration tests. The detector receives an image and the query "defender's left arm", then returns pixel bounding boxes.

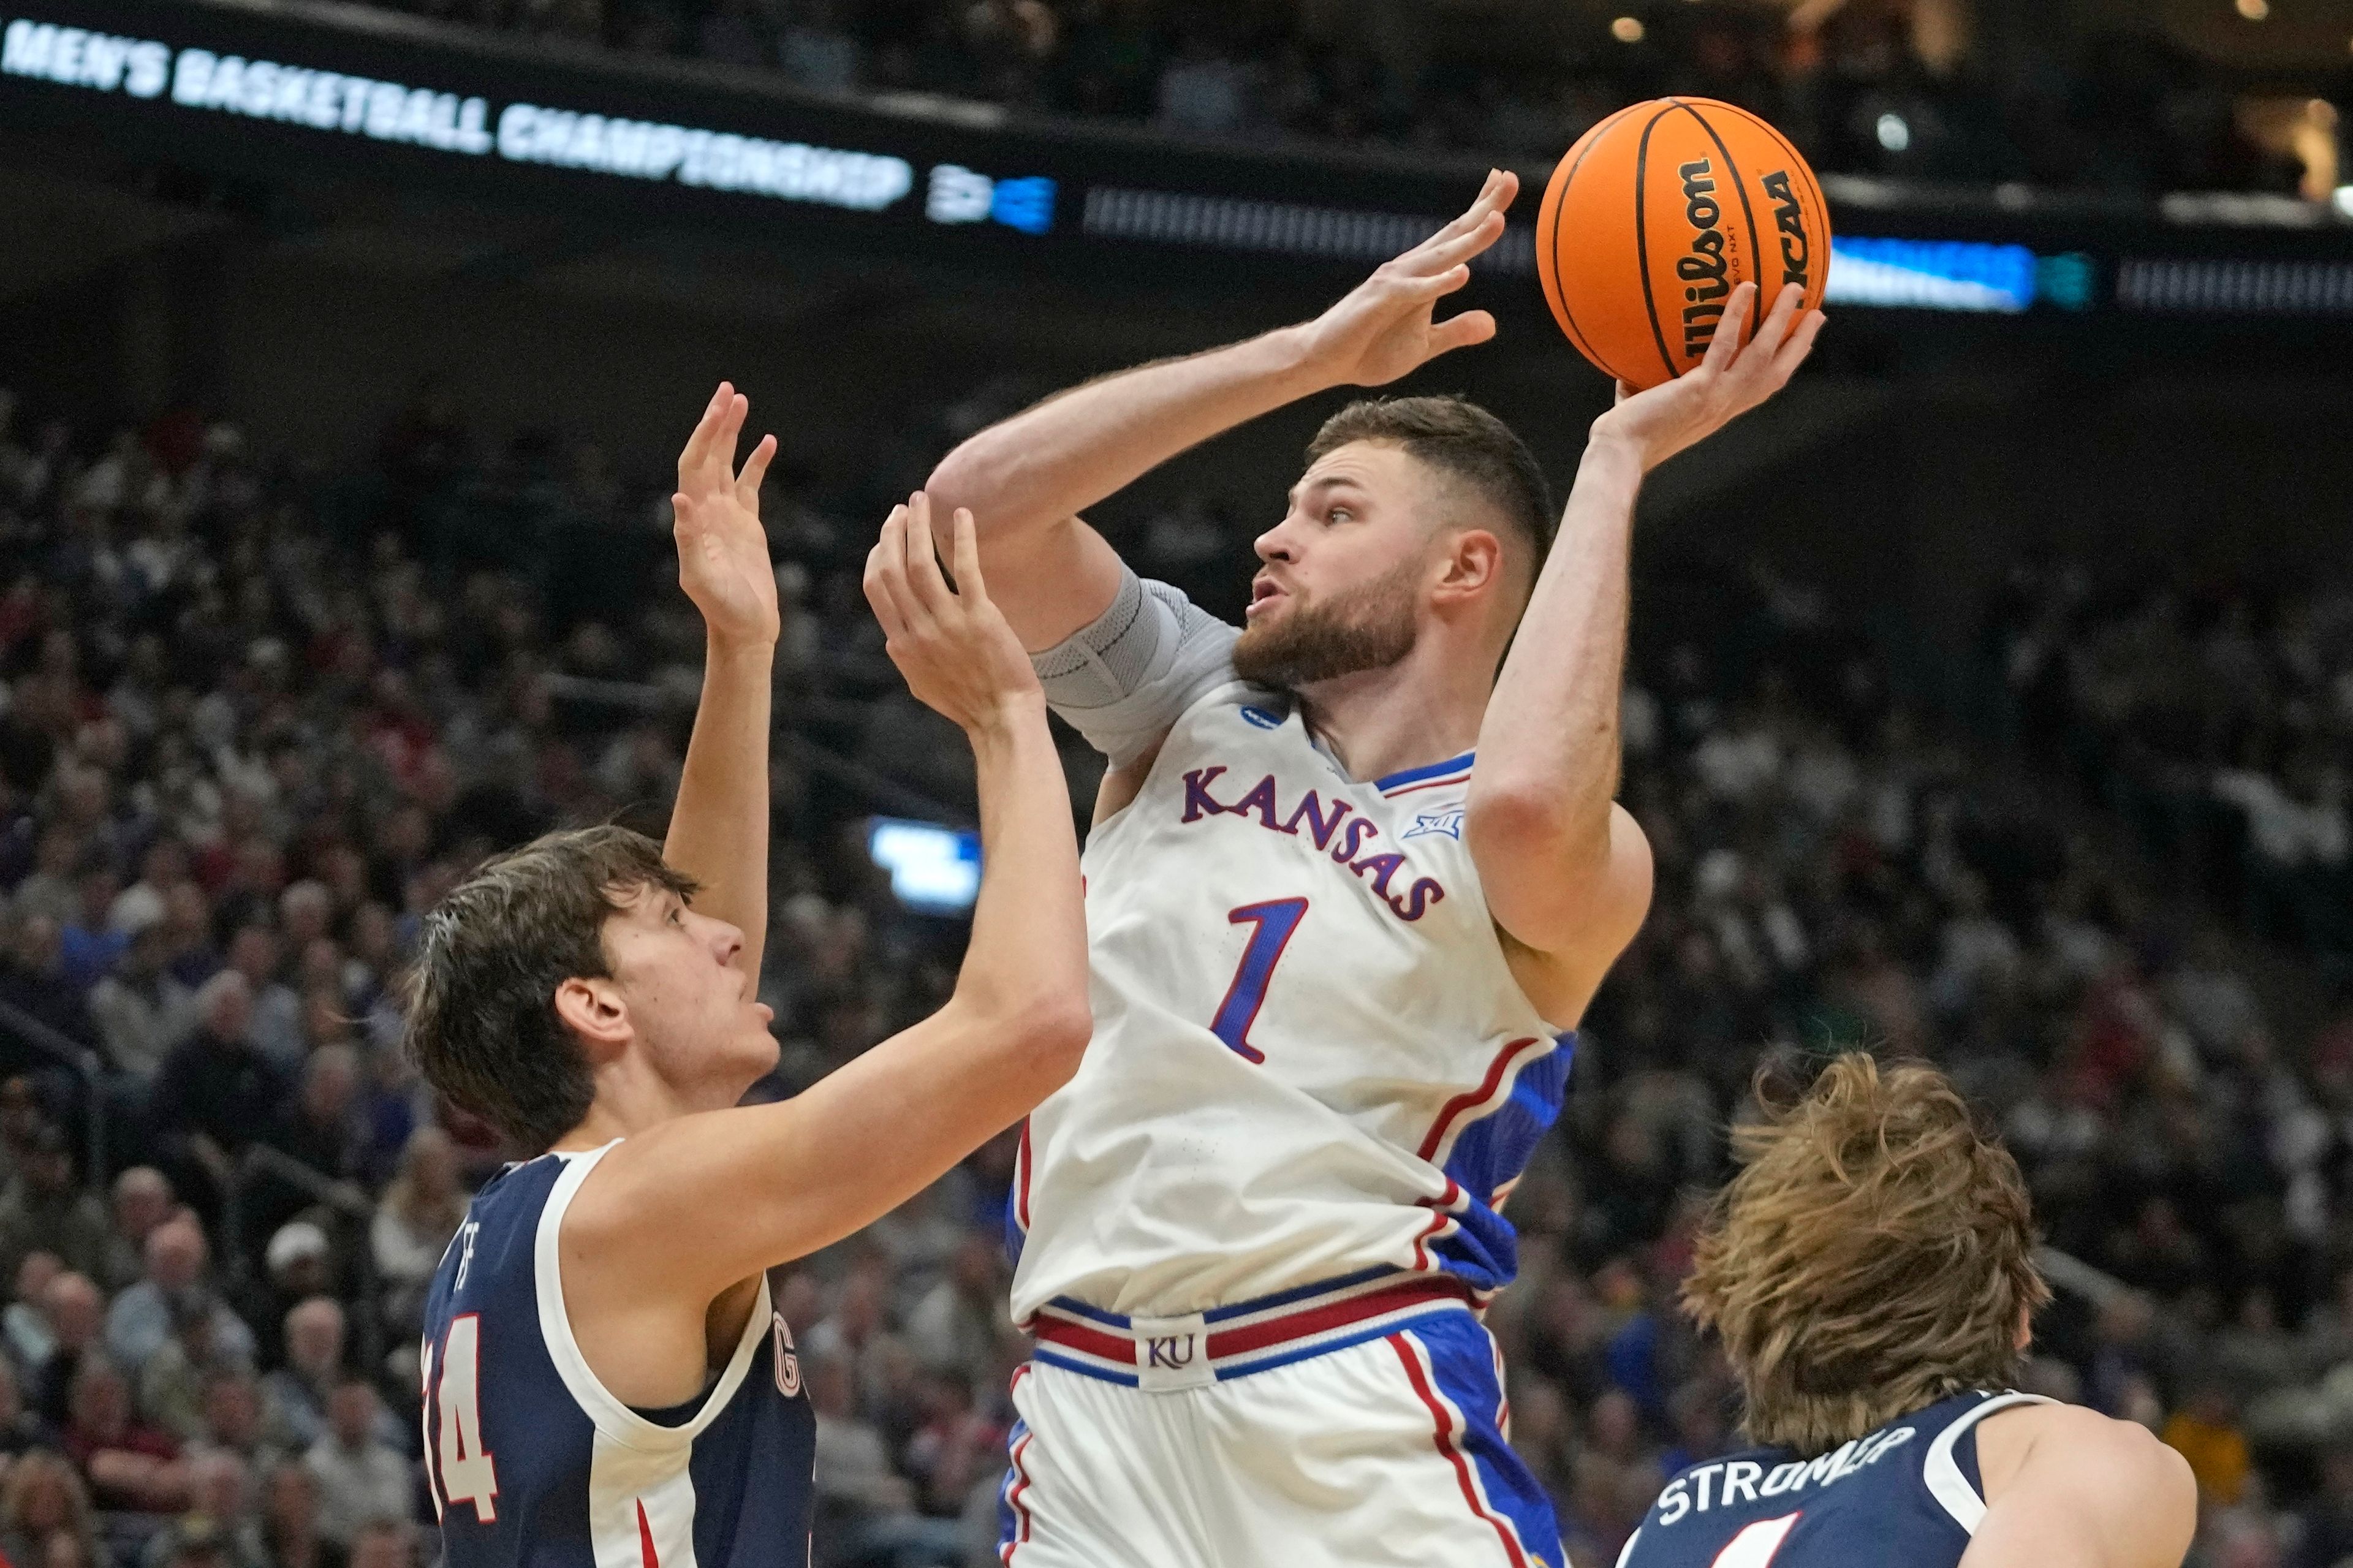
[1961,1404,2196,1568]
[1468,284,1824,1026]
[663,384,781,983]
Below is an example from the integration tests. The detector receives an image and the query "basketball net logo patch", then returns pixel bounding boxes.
[771,1313,801,1398]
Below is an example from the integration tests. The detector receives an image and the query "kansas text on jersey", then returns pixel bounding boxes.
[1010,678,1574,1324]
[421,1144,817,1568]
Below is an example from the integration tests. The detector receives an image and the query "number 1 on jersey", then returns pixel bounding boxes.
[1210,898,1308,1063]
[1710,1512,1800,1568]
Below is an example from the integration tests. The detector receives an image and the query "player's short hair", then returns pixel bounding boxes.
[1683,1053,2050,1455]
[403,825,695,1156]
[1305,396,1556,596]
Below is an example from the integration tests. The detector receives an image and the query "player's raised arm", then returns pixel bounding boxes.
[1960,1404,2196,1568]
[564,493,1089,1300]
[661,383,779,983]
[1467,282,1825,1026]
[923,170,1522,650]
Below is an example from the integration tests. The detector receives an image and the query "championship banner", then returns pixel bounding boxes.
[4,0,2350,314]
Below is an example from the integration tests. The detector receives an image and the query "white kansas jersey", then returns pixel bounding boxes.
[1008,676,1573,1322]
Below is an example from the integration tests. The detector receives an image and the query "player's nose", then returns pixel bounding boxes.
[698,912,745,966]
[1254,515,1301,564]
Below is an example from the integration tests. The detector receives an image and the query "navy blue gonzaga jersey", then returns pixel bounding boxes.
[1618,1391,2047,1568]
[420,1143,816,1568]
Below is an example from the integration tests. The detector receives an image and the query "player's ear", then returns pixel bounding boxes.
[1432,526,1504,606]
[553,975,632,1059]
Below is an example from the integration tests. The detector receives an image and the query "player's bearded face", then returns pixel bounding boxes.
[1232,551,1423,690]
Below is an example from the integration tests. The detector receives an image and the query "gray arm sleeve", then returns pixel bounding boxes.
[1030,566,1238,769]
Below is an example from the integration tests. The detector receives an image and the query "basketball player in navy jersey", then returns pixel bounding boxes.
[1618,1055,2194,1568]
[405,386,1091,1568]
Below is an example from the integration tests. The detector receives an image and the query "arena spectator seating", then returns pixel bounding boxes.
[1,374,2351,1566]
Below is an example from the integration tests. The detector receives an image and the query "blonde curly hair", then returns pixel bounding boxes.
[1683,1053,2051,1455]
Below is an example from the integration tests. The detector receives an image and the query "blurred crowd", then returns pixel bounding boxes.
[1512,551,2353,1568]
[1982,562,2353,966]
[2,369,2353,1568]
[346,0,2317,197]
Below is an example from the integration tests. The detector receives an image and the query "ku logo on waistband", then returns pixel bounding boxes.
[1144,1333,1197,1369]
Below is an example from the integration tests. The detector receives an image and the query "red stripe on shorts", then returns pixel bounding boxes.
[999,1433,1036,1564]
[1387,1332,1528,1568]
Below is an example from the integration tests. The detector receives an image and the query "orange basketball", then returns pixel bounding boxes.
[1536,98,1831,391]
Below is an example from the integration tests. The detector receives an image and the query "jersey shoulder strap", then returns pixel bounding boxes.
[1922,1390,2049,1531]
[525,1142,776,1445]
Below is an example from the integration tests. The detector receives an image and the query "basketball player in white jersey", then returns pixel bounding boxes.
[925,170,1825,1564]
[1618,1053,2193,1568]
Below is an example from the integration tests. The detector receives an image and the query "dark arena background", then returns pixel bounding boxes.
[2,0,2353,1563]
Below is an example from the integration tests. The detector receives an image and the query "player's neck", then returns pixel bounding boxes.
[1293,637,1489,785]
[551,1057,736,1151]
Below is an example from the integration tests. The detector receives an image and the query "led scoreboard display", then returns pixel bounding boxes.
[3,0,2349,319]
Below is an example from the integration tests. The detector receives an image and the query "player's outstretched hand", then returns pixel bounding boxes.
[1297,168,1518,387]
[1589,282,1827,472]
[672,382,781,648]
[864,492,1042,733]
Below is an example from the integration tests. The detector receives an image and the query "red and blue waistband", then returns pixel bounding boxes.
[1027,1266,1477,1390]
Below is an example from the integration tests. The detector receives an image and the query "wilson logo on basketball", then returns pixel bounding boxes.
[1676,159,1733,359]
[1536,96,1830,390]
[1762,170,1811,292]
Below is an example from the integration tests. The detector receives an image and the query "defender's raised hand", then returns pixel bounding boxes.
[672,382,781,648]
[1297,168,1520,387]
[1589,283,1827,472]
[863,492,1040,732]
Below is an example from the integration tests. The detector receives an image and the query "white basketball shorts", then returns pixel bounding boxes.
[995,1269,1564,1568]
